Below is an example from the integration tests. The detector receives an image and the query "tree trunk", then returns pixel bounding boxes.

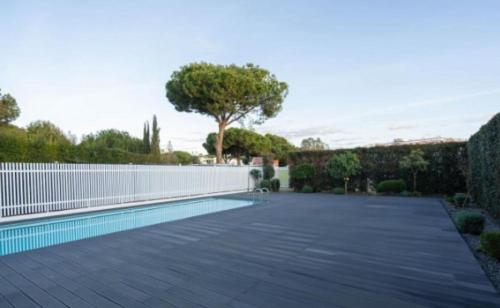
[215,122,226,164]
[344,180,348,194]
[236,155,241,166]
[413,172,417,192]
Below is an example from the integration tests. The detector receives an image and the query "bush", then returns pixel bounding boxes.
[333,187,345,195]
[270,178,280,192]
[301,185,314,193]
[455,211,485,235]
[480,231,500,260]
[376,179,407,194]
[411,191,422,197]
[260,179,271,190]
[468,113,500,217]
[290,163,315,191]
[454,193,468,207]
[250,169,262,181]
[445,195,455,204]
[400,190,411,197]
[262,164,275,180]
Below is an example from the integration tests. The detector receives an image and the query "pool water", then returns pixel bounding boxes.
[0,198,256,256]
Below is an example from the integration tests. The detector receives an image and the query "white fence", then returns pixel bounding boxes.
[0,163,253,218]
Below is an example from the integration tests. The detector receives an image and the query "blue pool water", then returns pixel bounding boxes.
[0,198,256,256]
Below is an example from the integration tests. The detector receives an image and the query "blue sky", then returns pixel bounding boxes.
[2,0,499,153]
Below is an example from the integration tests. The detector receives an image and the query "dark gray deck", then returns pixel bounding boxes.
[0,193,499,307]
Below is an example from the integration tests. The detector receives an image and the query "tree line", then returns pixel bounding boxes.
[0,89,196,164]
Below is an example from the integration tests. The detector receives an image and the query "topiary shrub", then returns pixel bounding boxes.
[290,163,315,191]
[376,179,406,194]
[270,178,280,192]
[454,193,468,208]
[480,231,500,260]
[301,185,314,193]
[263,164,275,180]
[333,187,345,195]
[400,190,411,197]
[260,179,271,190]
[455,211,485,235]
[445,195,455,204]
[250,169,262,180]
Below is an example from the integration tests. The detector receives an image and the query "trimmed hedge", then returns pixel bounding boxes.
[468,113,500,217]
[288,142,467,194]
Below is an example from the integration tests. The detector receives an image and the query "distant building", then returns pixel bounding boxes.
[198,155,216,165]
[375,137,465,147]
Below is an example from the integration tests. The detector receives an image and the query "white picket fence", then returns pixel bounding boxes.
[0,163,253,218]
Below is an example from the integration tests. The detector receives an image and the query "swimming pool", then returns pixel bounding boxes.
[0,197,256,256]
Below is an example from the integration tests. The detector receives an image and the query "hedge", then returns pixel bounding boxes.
[288,142,467,194]
[468,113,500,217]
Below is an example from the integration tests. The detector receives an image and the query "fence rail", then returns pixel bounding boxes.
[0,163,253,218]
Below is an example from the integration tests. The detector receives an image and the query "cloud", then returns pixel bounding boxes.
[335,88,500,122]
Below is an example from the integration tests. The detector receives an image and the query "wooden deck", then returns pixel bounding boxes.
[0,193,499,307]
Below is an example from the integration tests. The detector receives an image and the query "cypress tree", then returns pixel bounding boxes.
[143,121,151,154]
[151,115,161,157]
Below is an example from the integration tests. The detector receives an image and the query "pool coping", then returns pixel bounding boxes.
[0,189,252,226]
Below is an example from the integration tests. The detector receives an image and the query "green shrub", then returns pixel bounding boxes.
[270,178,280,192]
[290,163,315,191]
[453,193,468,208]
[301,185,314,193]
[480,231,500,260]
[262,165,275,180]
[250,169,262,181]
[400,190,411,197]
[445,195,455,204]
[376,179,407,194]
[411,191,422,197]
[455,211,485,235]
[260,179,271,190]
[333,187,345,195]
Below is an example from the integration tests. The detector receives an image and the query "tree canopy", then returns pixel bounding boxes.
[80,129,144,153]
[166,62,288,163]
[0,89,20,124]
[202,128,290,165]
[301,137,329,151]
[265,133,296,165]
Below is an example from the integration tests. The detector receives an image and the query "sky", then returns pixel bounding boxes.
[1,0,500,153]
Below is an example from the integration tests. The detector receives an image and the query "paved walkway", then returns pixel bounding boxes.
[0,193,499,307]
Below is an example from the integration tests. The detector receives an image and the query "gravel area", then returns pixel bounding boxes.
[442,200,500,292]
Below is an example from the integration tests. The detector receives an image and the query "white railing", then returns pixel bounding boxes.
[0,163,253,218]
